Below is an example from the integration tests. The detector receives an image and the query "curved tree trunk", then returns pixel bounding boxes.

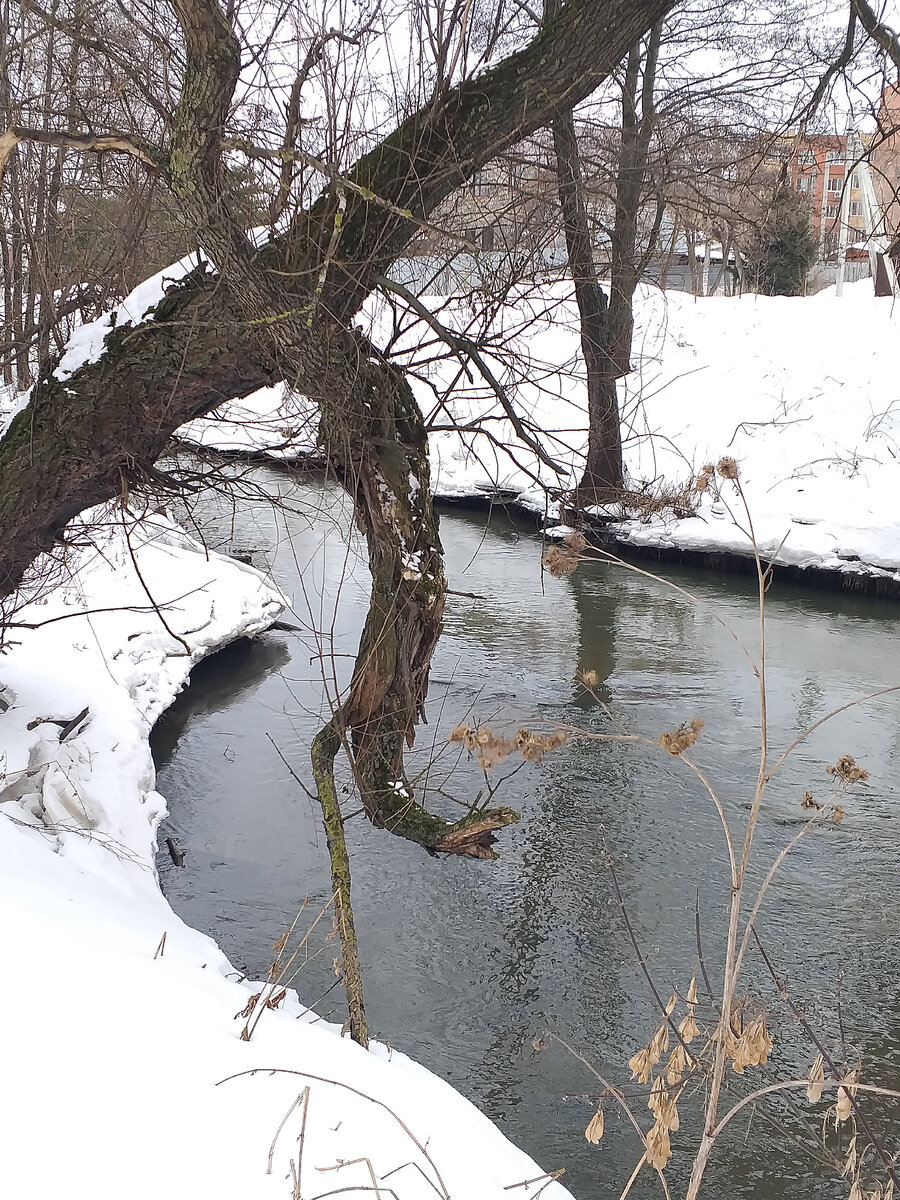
[0,0,677,1044]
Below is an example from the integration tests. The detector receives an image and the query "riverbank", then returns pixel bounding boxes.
[0,504,571,1200]
[177,276,900,598]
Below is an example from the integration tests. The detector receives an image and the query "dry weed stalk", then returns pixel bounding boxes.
[490,456,899,1198]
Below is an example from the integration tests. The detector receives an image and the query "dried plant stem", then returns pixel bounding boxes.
[267,1087,309,1175]
[714,1079,900,1138]
[732,816,820,979]
[686,479,770,1200]
[547,1034,672,1200]
[217,1067,450,1200]
[618,1153,649,1200]
[752,930,900,1192]
[766,684,900,781]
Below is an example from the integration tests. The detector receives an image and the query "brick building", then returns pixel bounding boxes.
[780,134,866,250]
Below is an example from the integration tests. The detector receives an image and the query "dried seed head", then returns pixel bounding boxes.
[659,718,705,756]
[650,1024,670,1061]
[694,471,711,493]
[579,669,600,688]
[807,1053,825,1104]
[563,531,589,553]
[542,544,581,577]
[665,1044,688,1086]
[679,1010,698,1044]
[645,1119,673,1171]
[648,1075,667,1116]
[729,1014,772,1074]
[662,1095,680,1133]
[836,1070,859,1123]
[827,754,869,785]
[584,1106,605,1144]
[801,790,821,810]
[665,993,678,1017]
[628,1047,653,1085]
[531,1036,547,1052]
[716,456,739,480]
[449,725,469,743]
[833,805,846,823]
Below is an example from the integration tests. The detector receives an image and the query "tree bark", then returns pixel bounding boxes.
[0,0,677,833]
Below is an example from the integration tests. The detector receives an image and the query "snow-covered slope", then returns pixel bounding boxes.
[0,507,571,1200]
[178,276,900,581]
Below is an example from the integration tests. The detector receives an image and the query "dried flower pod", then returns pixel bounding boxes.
[826,754,869,785]
[628,1047,653,1084]
[679,1010,698,1044]
[645,1119,673,1171]
[648,1075,668,1119]
[563,531,589,553]
[716,456,739,480]
[542,544,581,577]
[665,1044,688,1086]
[449,725,469,743]
[806,1053,825,1104]
[649,1024,670,1062]
[579,669,600,688]
[836,1070,859,1123]
[584,1106,605,1144]
[659,718,705,756]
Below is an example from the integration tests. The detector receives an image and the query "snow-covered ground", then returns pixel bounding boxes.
[4,261,898,1200]
[179,275,900,583]
[0,507,571,1200]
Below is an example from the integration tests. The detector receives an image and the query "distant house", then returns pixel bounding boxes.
[769,133,867,250]
[871,85,900,242]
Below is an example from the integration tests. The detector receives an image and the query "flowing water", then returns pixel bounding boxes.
[153,466,900,1199]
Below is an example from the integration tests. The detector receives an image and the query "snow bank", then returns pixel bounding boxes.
[43,239,900,583]
[0,507,571,1200]
[612,281,900,580]
[175,275,900,583]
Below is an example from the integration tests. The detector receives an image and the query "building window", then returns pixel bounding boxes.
[481,225,495,252]
[826,150,845,164]
[797,176,812,192]
[464,227,477,247]
[509,161,531,189]
[828,176,842,192]
[851,172,860,189]
[826,204,839,219]
[798,150,816,166]
[472,170,490,197]
[850,200,862,216]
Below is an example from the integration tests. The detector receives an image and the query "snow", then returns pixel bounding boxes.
[379,276,900,584]
[172,273,900,581]
[54,252,207,380]
[0,503,572,1200]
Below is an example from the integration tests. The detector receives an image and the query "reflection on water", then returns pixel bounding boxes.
[153,468,900,1199]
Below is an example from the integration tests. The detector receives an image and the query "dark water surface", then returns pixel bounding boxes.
[153,468,900,1199]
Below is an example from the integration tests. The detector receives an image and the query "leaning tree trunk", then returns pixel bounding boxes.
[0,0,678,1047]
[316,344,518,855]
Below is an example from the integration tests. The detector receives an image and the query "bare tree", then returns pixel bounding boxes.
[0,0,676,868]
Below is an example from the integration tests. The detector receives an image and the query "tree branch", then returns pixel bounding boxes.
[853,0,900,74]
[0,126,162,180]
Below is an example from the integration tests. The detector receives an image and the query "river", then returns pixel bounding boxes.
[152,466,900,1199]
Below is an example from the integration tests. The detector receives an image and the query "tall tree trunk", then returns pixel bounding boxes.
[558,22,662,504]
[552,111,623,500]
